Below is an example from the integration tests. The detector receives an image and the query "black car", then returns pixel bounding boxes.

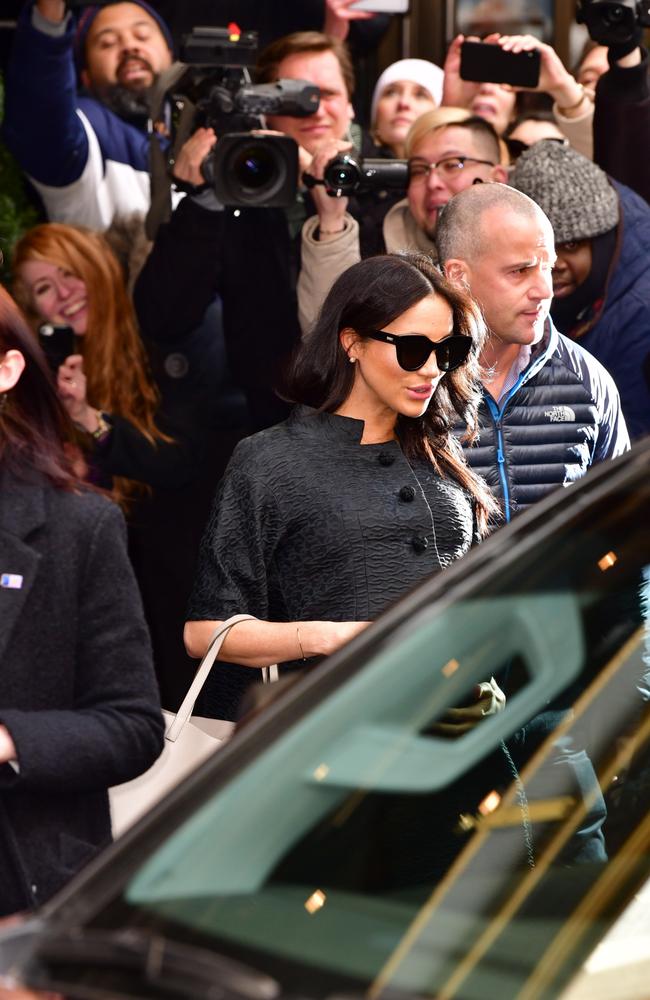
[1,438,650,1000]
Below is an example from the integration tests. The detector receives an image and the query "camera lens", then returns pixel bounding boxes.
[323,155,360,195]
[232,143,279,192]
[211,133,298,208]
[332,166,355,186]
[603,4,625,23]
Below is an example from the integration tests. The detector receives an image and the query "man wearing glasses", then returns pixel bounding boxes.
[298,114,507,333]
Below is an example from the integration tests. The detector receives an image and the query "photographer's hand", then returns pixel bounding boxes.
[441,34,481,108]
[324,0,375,42]
[172,127,217,188]
[494,34,590,117]
[305,139,353,238]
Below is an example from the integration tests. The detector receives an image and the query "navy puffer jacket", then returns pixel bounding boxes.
[460,320,629,520]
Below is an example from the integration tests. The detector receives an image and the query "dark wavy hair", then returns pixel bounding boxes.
[0,286,81,489]
[285,253,498,536]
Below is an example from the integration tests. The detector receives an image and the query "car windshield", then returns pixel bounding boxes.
[81,457,650,1000]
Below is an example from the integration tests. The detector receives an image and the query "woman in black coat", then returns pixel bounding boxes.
[12,223,213,711]
[0,287,164,917]
[185,254,501,719]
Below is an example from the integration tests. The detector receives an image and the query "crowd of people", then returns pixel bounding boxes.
[0,0,649,917]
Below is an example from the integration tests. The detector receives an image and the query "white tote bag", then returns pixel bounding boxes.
[110,614,270,837]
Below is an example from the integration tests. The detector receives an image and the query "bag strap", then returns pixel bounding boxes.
[145,60,195,241]
[166,614,256,742]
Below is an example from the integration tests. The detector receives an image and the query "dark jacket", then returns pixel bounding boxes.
[567,181,650,441]
[594,48,650,206]
[188,406,478,719]
[461,320,630,520]
[0,472,164,915]
[3,2,159,228]
[135,160,403,431]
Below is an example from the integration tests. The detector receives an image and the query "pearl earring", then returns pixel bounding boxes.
[349,356,356,364]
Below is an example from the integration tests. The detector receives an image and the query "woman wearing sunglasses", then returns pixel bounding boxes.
[185,254,498,720]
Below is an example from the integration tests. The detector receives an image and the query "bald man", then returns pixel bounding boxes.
[437,182,629,519]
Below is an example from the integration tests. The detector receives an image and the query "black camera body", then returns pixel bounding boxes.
[576,0,650,45]
[322,154,409,198]
[176,27,319,207]
[203,132,300,208]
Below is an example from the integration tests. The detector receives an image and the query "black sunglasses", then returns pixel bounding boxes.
[366,331,473,372]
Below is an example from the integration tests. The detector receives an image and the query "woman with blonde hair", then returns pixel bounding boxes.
[12,222,204,710]
[370,58,444,158]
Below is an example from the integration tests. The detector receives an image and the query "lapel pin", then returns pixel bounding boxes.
[1,574,24,590]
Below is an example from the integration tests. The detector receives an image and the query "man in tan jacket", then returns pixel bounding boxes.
[298,114,507,334]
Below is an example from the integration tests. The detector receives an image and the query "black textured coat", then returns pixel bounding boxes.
[188,408,478,719]
[0,472,164,916]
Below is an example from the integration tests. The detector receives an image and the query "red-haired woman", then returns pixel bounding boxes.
[0,286,163,916]
[12,223,209,709]
[12,223,193,503]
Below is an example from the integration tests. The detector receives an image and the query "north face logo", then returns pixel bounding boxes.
[545,406,576,423]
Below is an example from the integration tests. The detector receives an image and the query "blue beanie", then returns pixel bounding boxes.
[74,2,174,72]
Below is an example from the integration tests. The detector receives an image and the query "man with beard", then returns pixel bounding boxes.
[3,0,175,229]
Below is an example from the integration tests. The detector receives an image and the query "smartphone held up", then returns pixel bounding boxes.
[460,40,541,89]
[349,0,409,12]
[38,324,76,373]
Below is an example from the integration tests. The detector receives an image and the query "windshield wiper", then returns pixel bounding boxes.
[31,927,281,1000]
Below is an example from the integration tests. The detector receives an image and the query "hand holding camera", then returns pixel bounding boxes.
[172,127,217,190]
[304,138,354,236]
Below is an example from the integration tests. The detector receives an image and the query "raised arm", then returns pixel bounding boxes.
[3,1,89,186]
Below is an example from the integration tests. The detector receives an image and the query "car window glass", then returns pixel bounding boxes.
[112,472,650,1000]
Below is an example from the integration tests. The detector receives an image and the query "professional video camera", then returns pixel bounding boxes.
[163,26,319,208]
[576,0,650,46]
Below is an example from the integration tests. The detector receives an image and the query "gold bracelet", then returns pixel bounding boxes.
[90,410,112,441]
[557,83,587,114]
[318,225,345,236]
[296,625,306,661]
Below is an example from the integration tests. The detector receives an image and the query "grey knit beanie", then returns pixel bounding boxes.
[510,140,619,244]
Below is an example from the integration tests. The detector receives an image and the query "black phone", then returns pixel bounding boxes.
[460,40,541,89]
[38,324,76,372]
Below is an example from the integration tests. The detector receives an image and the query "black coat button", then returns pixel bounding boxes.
[378,451,395,467]
[412,535,429,552]
[399,485,416,502]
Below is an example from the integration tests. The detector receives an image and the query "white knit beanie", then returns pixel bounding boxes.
[370,58,445,126]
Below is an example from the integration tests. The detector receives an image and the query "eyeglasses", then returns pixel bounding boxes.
[408,155,495,182]
[366,331,473,372]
